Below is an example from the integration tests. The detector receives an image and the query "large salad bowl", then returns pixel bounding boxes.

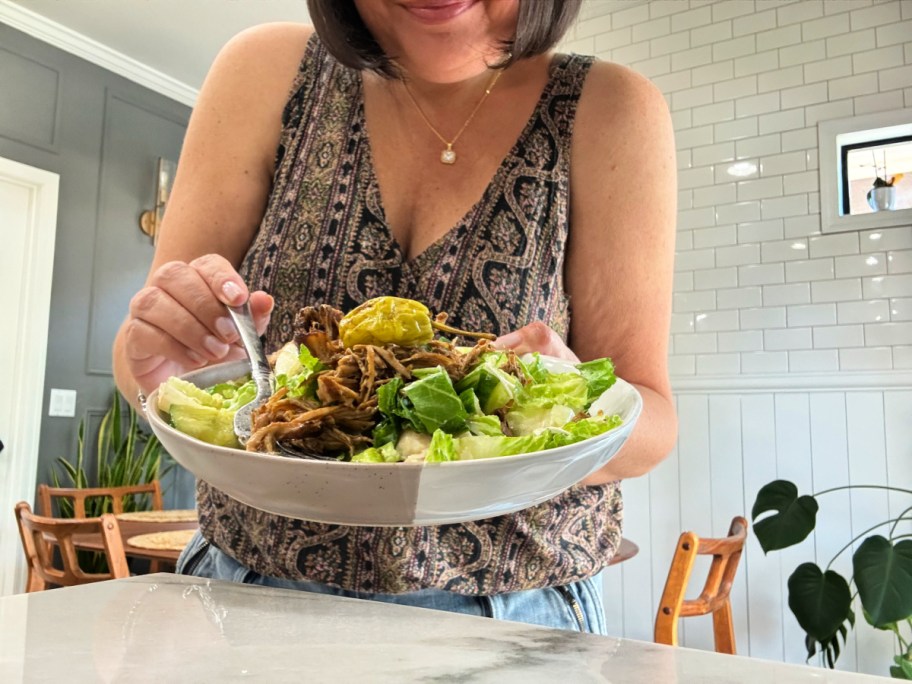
[145,358,642,526]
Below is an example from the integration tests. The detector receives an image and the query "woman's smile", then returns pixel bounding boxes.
[400,1,479,25]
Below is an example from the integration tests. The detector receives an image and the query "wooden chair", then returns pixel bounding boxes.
[654,516,749,655]
[37,481,163,518]
[38,481,166,573]
[14,501,129,592]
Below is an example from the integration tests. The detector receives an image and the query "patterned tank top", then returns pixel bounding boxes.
[196,34,623,595]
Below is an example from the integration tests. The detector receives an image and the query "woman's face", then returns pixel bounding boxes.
[352,0,520,83]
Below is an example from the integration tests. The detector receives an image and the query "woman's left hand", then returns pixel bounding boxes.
[494,321,579,363]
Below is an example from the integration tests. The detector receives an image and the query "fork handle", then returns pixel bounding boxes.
[226,301,274,396]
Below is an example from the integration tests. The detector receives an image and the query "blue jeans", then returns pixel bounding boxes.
[177,531,608,635]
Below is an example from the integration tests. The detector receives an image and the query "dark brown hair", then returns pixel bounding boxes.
[306,0,583,77]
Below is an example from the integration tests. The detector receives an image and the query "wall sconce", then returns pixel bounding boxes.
[139,157,176,244]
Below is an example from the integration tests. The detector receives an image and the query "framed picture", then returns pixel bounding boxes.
[818,108,912,234]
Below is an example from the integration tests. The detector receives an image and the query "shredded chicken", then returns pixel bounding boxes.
[247,305,526,459]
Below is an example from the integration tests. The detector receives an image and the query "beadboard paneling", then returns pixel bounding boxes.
[606,385,912,677]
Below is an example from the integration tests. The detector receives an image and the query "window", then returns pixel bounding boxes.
[818,108,912,233]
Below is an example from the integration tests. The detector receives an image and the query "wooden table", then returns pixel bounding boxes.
[68,518,198,565]
[610,537,638,566]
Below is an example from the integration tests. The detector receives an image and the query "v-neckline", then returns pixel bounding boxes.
[357,54,568,268]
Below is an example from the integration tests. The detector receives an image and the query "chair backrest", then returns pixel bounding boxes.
[38,481,163,518]
[15,501,129,592]
[654,515,749,655]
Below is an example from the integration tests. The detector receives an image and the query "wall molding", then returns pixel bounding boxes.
[0,0,197,107]
[672,371,912,394]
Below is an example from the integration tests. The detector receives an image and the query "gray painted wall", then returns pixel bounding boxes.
[0,23,195,507]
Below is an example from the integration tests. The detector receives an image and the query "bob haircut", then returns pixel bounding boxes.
[306,0,584,77]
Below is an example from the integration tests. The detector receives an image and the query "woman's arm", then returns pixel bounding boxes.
[569,61,678,483]
[503,61,678,483]
[113,23,313,408]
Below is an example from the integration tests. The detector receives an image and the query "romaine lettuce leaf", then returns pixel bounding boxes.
[456,431,558,460]
[562,415,623,440]
[157,376,223,412]
[518,352,550,383]
[456,364,522,413]
[466,414,504,436]
[455,414,623,460]
[514,372,588,412]
[276,345,325,399]
[425,429,457,462]
[400,367,467,434]
[576,358,616,404]
[505,404,576,435]
[351,442,401,463]
[169,403,238,448]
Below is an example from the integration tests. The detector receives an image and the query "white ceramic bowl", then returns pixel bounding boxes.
[146,358,642,526]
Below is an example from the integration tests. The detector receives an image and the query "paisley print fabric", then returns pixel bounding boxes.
[196,35,623,595]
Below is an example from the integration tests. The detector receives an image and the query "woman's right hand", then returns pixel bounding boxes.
[122,254,274,396]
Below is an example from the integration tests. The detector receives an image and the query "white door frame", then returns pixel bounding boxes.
[0,157,58,596]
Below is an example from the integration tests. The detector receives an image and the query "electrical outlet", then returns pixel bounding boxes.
[49,389,77,417]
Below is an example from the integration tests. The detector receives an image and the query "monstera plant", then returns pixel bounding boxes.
[752,480,912,679]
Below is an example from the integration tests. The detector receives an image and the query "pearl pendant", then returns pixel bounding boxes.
[440,147,456,164]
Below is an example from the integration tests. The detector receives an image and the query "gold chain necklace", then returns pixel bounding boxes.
[401,68,505,165]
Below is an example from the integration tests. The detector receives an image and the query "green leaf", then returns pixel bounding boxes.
[465,414,504,437]
[787,562,853,645]
[518,353,549,384]
[425,429,457,463]
[575,357,616,403]
[752,480,819,553]
[853,536,912,627]
[351,442,401,463]
[400,367,467,434]
[898,655,912,679]
[514,372,588,413]
[372,417,399,448]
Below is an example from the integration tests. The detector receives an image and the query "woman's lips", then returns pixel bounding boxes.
[403,0,477,23]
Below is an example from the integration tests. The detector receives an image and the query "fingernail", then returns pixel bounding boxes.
[494,332,521,349]
[203,335,230,358]
[215,316,237,342]
[187,350,207,366]
[222,281,244,304]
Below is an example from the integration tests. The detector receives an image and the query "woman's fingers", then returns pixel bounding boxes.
[248,290,275,336]
[123,318,208,394]
[494,321,580,362]
[124,255,268,393]
[130,281,231,362]
[188,254,250,306]
[149,259,242,345]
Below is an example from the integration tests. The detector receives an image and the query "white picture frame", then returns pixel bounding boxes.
[818,108,912,234]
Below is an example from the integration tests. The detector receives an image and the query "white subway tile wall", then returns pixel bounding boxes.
[564,0,912,375]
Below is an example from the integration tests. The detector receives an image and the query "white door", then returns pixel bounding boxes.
[0,157,58,596]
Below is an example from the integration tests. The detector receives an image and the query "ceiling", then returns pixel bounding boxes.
[6,0,312,93]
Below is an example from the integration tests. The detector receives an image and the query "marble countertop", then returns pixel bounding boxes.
[0,574,886,683]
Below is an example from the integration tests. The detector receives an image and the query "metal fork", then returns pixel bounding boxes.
[226,299,274,445]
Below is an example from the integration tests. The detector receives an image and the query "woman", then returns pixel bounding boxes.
[113,0,678,633]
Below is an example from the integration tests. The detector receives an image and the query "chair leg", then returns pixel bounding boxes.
[26,568,46,593]
[712,601,736,655]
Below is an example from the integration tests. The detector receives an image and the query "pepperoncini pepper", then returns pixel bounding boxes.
[339,297,434,347]
[338,296,497,348]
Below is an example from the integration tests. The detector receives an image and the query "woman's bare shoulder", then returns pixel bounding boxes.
[205,22,315,94]
[576,58,671,140]
[571,57,673,185]
[187,22,315,170]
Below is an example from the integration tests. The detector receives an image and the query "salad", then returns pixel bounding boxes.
[156,297,623,463]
